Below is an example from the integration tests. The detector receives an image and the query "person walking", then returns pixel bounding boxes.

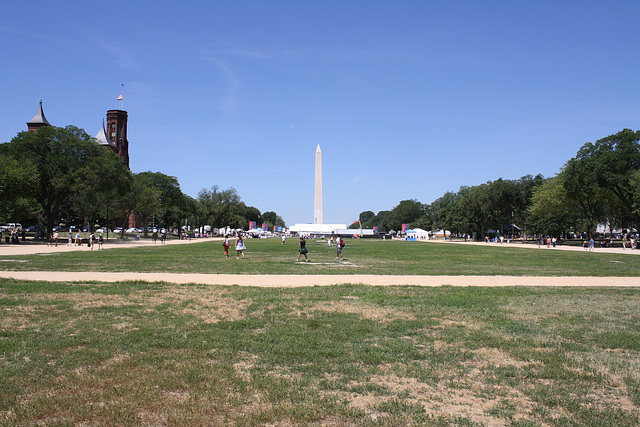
[98,233,104,249]
[68,232,73,247]
[297,236,309,262]
[223,235,230,257]
[336,236,344,261]
[235,234,246,259]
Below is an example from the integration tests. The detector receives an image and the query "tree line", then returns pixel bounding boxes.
[354,129,640,239]
[0,126,284,238]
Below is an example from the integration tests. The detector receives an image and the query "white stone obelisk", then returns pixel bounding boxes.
[314,144,323,224]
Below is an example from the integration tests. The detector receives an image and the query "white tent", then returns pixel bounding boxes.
[431,229,451,238]
[406,228,429,239]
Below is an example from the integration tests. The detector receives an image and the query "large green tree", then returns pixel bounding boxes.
[572,129,640,233]
[0,153,39,224]
[359,211,375,225]
[198,186,245,229]
[457,184,492,239]
[261,211,285,228]
[512,174,545,237]
[388,199,424,231]
[431,191,467,236]
[72,144,132,231]
[137,172,186,231]
[527,177,576,237]
[368,210,391,232]
[2,126,130,238]
[561,154,609,238]
[113,172,161,237]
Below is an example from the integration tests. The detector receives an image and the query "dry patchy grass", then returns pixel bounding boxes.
[1,282,639,425]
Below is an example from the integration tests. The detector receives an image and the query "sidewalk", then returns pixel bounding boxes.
[0,235,214,256]
[418,238,640,255]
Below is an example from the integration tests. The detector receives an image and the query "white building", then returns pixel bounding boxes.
[289,223,347,236]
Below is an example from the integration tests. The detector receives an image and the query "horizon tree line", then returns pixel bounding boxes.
[352,129,640,240]
[0,125,285,239]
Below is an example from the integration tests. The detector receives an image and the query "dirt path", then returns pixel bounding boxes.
[0,270,638,287]
[0,237,638,287]
[0,235,200,256]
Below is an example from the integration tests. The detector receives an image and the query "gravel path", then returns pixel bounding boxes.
[0,237,638,287]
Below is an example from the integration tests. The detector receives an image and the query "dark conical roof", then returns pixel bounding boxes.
[27,100,51,126]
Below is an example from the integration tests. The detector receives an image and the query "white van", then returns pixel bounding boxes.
[0,223,22,232]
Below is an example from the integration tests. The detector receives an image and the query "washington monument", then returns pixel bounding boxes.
[314,144,323,224]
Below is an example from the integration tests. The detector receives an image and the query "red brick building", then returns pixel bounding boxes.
[29,100,130,168]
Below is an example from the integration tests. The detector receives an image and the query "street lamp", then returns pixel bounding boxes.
[511,212,514,239]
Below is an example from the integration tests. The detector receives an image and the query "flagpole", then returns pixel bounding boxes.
[120,84,124,110]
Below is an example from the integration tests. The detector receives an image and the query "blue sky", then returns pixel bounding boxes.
[1,1,638,226]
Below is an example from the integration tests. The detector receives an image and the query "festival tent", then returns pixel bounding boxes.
[431,229,452,238]
[406,228,430,239]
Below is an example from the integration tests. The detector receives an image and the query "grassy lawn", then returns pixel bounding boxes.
[1,281,639,425]
[0,238,638,276]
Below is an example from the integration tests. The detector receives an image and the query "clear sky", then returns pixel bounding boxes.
[1,1,638,226]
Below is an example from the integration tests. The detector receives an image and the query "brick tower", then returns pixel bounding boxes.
[106,109,129,168]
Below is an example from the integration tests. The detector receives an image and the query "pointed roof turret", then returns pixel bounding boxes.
[95,119,117,150]
[27,100,51,132]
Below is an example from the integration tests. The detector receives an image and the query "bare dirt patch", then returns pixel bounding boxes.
[310,300,416,323]
[141,286,249,323]
[1,286,251,325]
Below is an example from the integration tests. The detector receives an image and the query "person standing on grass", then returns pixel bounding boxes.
[223,235,230,257]
[297,236,309,262]
[235,233,246,259]
[336,236,344,261]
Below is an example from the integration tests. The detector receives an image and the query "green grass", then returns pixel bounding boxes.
[0,238,639,276]
[1,281,639,425]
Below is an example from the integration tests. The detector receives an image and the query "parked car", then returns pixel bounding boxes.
[0,223,22,232]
